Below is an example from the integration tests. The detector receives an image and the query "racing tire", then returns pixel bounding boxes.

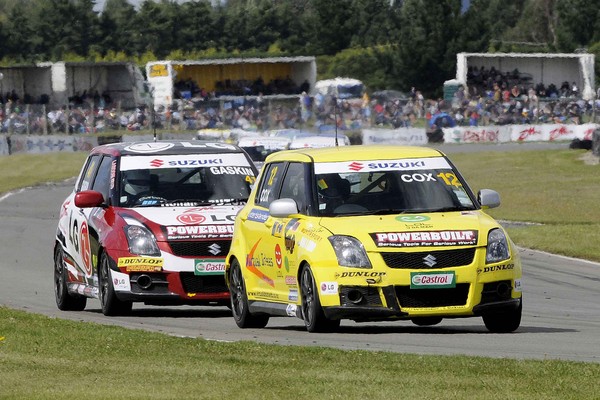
[53,245,87,311]
[98,252,133,316]
[300,265,340,333]
[411,317,443,326]
[482,298,522,333]
[229,259,269,329]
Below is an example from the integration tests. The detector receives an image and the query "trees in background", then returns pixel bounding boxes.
[0,0,598,97]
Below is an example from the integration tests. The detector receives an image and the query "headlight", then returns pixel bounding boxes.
[328,235,371,268]
[486,228,510,263]
[125,225,160,256]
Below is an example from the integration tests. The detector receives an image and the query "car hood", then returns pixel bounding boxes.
[118,205,243,241]
[318,211,501,251]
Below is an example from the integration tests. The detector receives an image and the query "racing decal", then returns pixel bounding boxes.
[481,263,515,273]
[165,225,234,240]
[410,271,456,289]
[285,275,297,285]
[400,173,437,183]
[111,269,131,291]
[437,172,462,187]
[124,142,175,153]
[320,282,338,295]
[268,166,279,185]
[248,291,278,300]
[110,160,117,190]
[298,237,316,252]
[299,227,325,242]
[514,279,522,292]
[120,153,251,171]
[245,239,275,287]
[194,259,225,275]
[118,257,163,272]
[284,219,300,254]
[314,157,451,174]
[371,230,478,247]
[336,271,386,279]
[274,244,283,268]
[209,166,254,175]
[248,208,270,223]
[176,212,206,225]
[79,221,93,276]
[396,215,430,223]
[288,290,298,303]
[180,142,239,151]
[272,221,284,237]
[403,222,435,230]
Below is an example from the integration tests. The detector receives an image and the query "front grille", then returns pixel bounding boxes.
[395,283,470,308]
[381,248,475,269]
[180,272,228,294]
[168,240,231,257]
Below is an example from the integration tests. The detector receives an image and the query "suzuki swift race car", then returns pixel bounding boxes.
[225,145,522,332]
[54,140,257,315]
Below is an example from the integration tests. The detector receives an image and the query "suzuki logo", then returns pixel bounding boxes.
[208,243,222,255]
[150,159,164,167]
[423,254,437,267]
[348,162,364,171]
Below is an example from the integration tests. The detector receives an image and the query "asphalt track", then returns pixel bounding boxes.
[1,142,599,363]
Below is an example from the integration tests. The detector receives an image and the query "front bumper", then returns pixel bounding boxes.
[115,271,229,305]
[322,281,520,321]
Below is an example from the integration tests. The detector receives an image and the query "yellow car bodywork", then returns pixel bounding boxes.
[226,145,522,332]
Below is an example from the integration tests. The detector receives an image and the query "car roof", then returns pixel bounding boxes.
[264,145,445,163]
[89,140,245,157]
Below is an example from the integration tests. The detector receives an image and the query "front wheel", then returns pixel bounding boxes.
[229,259,269,328]
[300,265,340,333]
[54,245,87,311]
[98,252,132,316]
[482,298,522,333]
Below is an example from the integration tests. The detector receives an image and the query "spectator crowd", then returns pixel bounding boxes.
[1,74,599,136]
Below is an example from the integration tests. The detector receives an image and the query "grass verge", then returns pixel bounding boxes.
[0,307,598,399]
[0,152,87,194]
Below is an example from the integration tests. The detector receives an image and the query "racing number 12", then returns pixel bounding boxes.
[437,172,461,187]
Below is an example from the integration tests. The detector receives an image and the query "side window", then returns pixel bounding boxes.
[255,162,286,208]
[78,155,101,192]
[90,156,114,203]
[279,162,307,214]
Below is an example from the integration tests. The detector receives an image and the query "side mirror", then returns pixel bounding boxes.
[75,190,105,208]
[478,189,500,209]
[269,198,298,218]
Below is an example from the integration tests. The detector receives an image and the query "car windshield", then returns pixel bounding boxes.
[119,162,254,207]
[315,165,477,217]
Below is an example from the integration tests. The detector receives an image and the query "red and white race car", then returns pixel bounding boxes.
[53,140,257,315]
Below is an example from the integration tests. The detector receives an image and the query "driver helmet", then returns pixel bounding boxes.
[317,174,351,201]
[123,169,151,196]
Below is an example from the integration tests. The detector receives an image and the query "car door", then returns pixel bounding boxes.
[66,154,113,290]
[86,156,115,281]
[265,162,310,303]
[64,154,101,287]
[240,161,287,301]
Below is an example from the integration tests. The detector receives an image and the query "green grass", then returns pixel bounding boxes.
[0,152,87,194]
[0,307,598,399]
[449,149,600,261]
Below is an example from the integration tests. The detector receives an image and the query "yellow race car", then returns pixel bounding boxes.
[225,145,522,333]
